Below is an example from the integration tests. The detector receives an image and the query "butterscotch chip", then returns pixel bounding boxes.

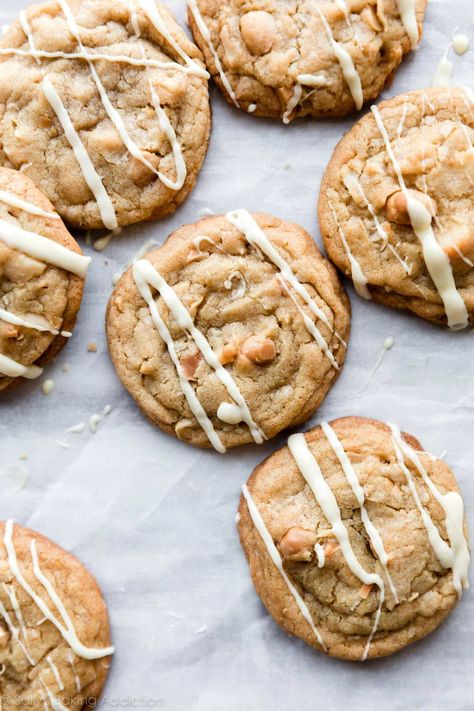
[188,0,427,121]
[0,0,210,229]
[0,168,85,392]
[0,521,112,709]
[106,212,350,450]
[319,87,474,327]
[238,417,469,660]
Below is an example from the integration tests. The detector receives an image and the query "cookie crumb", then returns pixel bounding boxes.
[87,342,98,352]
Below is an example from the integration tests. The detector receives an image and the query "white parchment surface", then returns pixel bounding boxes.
[1,1,473,709]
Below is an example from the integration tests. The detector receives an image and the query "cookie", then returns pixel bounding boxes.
[319,87,474,329]
[238,417,470,660]
[0,167,89,392]
[106,210,350,451]
[0,0,210,230]
[187,0,427,122]
[0,520,113,709]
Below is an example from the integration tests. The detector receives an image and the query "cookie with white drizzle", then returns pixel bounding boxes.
[238,416,470,660]
[320,87,474,329]
[106,211,350,451]
[187,0,427,123]
[0,521,113,709]
[0,167,89,391]
[0,0,210,230]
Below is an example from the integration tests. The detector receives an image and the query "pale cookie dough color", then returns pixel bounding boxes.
[0,521,113,709]
[0,167,89,391]
[187,0,427,122]
[320,87,474,328]
[106,211,350,451]
[0,0,210,229]
[238,417,470,660]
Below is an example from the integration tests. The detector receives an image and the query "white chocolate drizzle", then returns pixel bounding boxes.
[314,542,325,568]
[282,84,303,124]
[138,0,207,79]
[321,422,398,603]
[2,521,114,660]
[133,259,264,446]
[226,209,343,362]
[241,483,326,650]
[58,0,186,193]
[432,53,454,88]
[47,654,65,691]
[0,308,60,336]
[343,173,411,273]
[187,0,239,106]
[288,433,384,660]
[371,104,469,329]
[132,261,225,453]
[395,0,419,49]
[390,424,470,597]
[0,586,35,665]
[453,33,469,56]
[42,77,117,231]
[313,3,363,110]
[0,189,60,220]
[328,200,371,299]
[18,9,40,64]
[0,354,42,380]
[0,218,90,277]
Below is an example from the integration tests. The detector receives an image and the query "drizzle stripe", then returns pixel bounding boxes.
[0,189,60,219]
[288,432,384,660]
[0,353,42,379]
[371,105,468,329]
[133,259,264,445]
[395,0,419,49]
[0,217,90,277]
[132,260,226,453]
[242,483,326,650]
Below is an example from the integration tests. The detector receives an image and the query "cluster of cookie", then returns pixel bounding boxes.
[0,0,471,705]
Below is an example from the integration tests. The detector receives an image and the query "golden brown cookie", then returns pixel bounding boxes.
[238,416,470,660]
[187,0,427,122]
[0,167,89,391]
[0,0,210,229]
[319,87,474,329]
[0,520,113,709]
[106,210,350,451]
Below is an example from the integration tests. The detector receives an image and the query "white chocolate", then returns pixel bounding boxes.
[133,259,264,446]
[187,0,239,106]
[453,34,469,56]
[390,424,470,597]
[432,55,454,87]
[314,3,363,110]
[282,84,302,124]
[0,217,90,277]
[3,521,114,660]
[371,105,469,329]
[132,260,226,454]
[395,0,419,49]
[288,433,384,660]
[0,189,60,220]
[0,354,42,380]
[328,199,371,299]
[242,483,326,650]
[42,77,117,231]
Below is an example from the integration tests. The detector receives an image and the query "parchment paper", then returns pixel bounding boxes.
[1,1,473,709]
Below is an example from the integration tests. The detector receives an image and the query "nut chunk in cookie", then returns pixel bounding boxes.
[238,417,470,660]
[106,210,350,451]
[0,168,89,392]
[0,0,211,229]
[0,521,113,709]
[320,87,474,329]
[187,0,427,121]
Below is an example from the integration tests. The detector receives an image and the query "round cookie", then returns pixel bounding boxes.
[238,416,470,660]
[0,0,211,230]
[0,167,89,391]
[187,0,427,122]
[319,87,474,329]
[106,210,350,451]
[0,520,113,709]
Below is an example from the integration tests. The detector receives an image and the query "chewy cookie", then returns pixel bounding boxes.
[107,210,350,451]
[0,0,210,229]
[0,520,113,710]
[238,417,470,660]
[0,167,89,391]
[320,87,474,329]
[187,0,427,122]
